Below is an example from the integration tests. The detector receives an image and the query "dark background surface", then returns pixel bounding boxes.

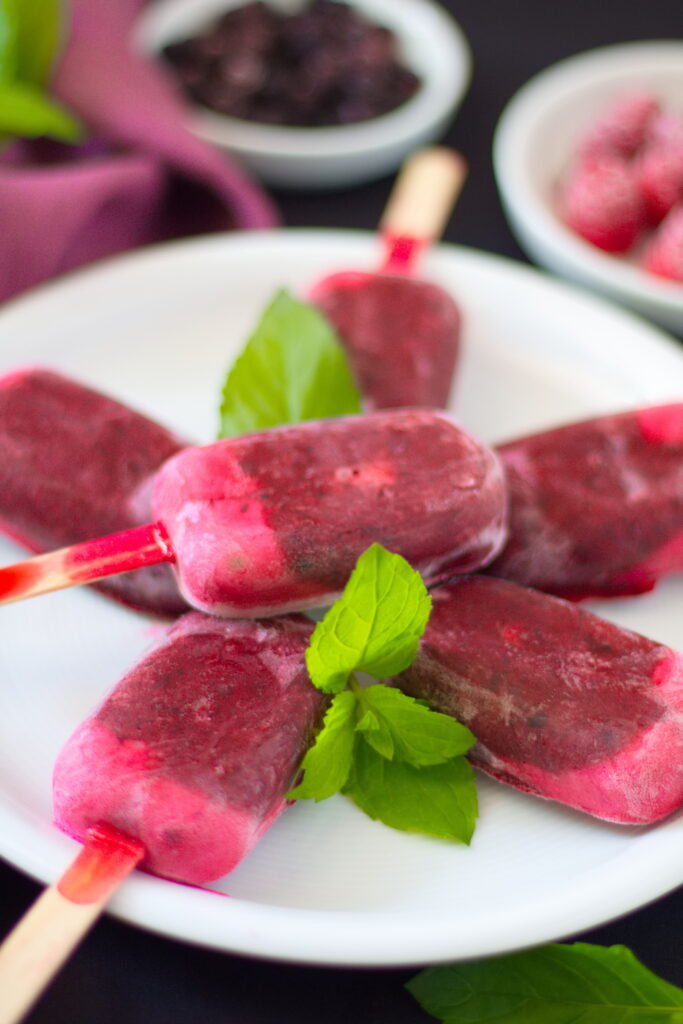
[2,1,682,1021]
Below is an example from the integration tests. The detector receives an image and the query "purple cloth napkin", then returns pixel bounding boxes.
[0,0,279,304]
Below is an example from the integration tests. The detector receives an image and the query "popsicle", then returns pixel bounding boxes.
[0,408,508,616]
[0,611,325,1023]
[0,367,188,616]
[54,610,324,882]
[393,575,683,824]
[310,147,466,410]
[486,403,683,600]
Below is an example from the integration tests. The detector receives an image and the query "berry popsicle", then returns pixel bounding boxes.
[0,612,324,1022]
[393,575,683,825]
[0,367,188,617]
[310,148,465,410]
[54,611,325,883]
[486,404,683,599]
[0,408,508,616]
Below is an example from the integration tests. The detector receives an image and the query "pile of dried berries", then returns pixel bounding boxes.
[162,0,420,127]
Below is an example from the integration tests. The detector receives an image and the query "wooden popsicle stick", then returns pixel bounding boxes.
[0,826,144,1024]
[379,147,468,272]
[0,522,175,606]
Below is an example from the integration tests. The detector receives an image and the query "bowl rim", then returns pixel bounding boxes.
[136,0,472,161]
[493,39,683,319]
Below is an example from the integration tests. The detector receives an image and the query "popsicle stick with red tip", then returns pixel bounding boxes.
[0,522,174,606]
[0,825,144,1024]
[377,146,468,274]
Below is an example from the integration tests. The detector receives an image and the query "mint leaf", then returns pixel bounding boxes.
[344,741,477,843]
[13,0,62,86]
[406,943,683,1023]
[306,544,432,694]
[291,545,478,844]
[286,691,357,801]
[357,685,476,766]
[0,80,82,141]
[0,0,18,83]
[218,289,361,438]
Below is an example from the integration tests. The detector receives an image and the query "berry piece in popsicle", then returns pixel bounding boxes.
[486,404,683,600]
[393,575,683,825]
[0,408,508,616]
[54,611,325,884]
[0,367,188,616]
[310,148,465,410]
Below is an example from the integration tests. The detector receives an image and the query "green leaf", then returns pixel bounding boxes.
[0,0,18,83]
[406,943,683,1023]
[357,685,476,766]
[344,742,477,843]
[13,0,63,86]
[306,544,432,694]
[286,690,357,801]
[0,80,82,141]
[218,289,361,438]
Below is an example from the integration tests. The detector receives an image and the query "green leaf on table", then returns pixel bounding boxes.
[286,690,357,801]
[0,80,82,141]
[13,0,63,86]
[218,289,361,438]
[356,685,475,766]
[344,741,478,843]
[406,942,683,1023]
[306,543,432,694]
[0,0,18,83]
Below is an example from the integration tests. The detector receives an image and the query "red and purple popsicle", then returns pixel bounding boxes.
[487,403,683,599]
[0,367,188,617]
[311,148,466,410]
[54,611,325,884]
[394,575,683,825]
[0,612,325,1020]
[0,408,508,616]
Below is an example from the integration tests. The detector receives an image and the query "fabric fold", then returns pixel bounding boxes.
[0,0,279,304]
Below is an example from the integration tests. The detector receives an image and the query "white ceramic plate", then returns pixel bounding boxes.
[136,0,471,189]
[493,41,683,335]
[0,231,682,967]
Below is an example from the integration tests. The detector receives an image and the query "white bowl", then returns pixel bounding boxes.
[493,41,683,336]
[136,0,471,190]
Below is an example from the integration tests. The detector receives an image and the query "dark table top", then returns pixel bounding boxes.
[2,1,682,1021]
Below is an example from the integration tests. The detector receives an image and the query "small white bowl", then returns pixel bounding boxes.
[136,0,471,190]
[493,41,683,336]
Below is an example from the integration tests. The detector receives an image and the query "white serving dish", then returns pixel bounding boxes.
[493,41,683,336]
[135,0,471,189]
[0,230,682,967]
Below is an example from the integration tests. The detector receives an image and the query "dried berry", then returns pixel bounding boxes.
[162,0,420,127]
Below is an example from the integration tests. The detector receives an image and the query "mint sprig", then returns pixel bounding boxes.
[289,544,478,844]
[0,0,82,143]
[306,542,433,694]
[218,289,361,438]
[406,942,683,1023]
